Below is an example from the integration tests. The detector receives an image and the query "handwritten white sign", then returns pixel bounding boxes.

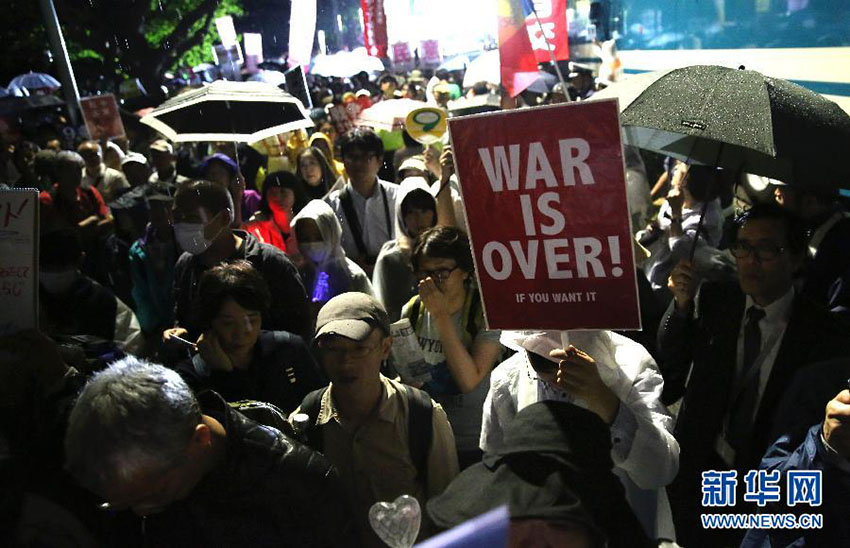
[0,189,38,333]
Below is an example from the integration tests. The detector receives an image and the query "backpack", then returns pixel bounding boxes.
[228,399,295,436]
[298,383,434,482]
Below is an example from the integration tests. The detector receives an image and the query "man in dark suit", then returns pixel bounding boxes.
[658,203,850,547]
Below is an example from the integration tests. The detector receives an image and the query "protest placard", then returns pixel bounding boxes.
[79,94,125,141]
[0,189,39,334]
[285,65,313,109]
[448,99,640,331]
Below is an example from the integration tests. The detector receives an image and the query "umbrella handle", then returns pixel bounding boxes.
[687,199,710,262]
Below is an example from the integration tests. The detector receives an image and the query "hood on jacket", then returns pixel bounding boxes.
[499,329,645,401]
[308,132,336,160]
[291,199,346,266]
[394,176,436,240]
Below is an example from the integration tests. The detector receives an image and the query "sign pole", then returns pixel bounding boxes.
[529,5,569,99]
[38,0,81,126]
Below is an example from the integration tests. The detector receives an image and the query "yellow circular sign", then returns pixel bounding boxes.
[405,107,447,145]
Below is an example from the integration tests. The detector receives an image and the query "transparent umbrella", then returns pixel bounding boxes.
[8,71,61,91]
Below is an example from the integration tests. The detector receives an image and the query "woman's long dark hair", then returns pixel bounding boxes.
[296,146,336,199]
[261,171,309,216]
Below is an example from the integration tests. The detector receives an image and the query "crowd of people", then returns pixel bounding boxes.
[2,63,850,548]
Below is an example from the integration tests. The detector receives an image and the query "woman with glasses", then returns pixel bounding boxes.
[177,260,325,414]
[401,226,503,468]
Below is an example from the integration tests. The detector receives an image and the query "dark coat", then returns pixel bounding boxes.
[172,230,311,340]
[657,281,850,547]
[40,275,117,343]
[177,330,326,414]
[102,391,355,547]
[658,281,850,471]
[426,401,650,548]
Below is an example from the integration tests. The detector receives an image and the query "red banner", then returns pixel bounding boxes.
[360,0,388,58]
[525,0,569,63]
[448,100,640,331]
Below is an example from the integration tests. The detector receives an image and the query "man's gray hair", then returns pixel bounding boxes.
[55,150,85,168]
[64,356,201,492]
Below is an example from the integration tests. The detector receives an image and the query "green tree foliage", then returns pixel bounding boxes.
[55,0,243,91]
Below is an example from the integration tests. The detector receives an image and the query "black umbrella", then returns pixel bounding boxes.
[140,80,313,143]
[592,65,850,194]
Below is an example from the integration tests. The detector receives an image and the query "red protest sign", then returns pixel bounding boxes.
[392,42,413,65]
[420,39,441,65]
[448,99,640,331]
[80,94,126,141]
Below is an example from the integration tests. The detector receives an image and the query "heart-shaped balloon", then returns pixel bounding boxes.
[368,494,421,548]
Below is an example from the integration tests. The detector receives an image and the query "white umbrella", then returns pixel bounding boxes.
[9,71,61,91]
[311,51,385,78]
[140,80,313,143]
[248,70,287,86]
[438,55,470,72]
[462,50,500,87]
[356,98,426,132]
[461,50,555,93]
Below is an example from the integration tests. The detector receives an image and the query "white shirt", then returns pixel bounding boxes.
[325,179,398,259]
[480,330,679,540]
[81,164,129,202]
[735,287,795,418]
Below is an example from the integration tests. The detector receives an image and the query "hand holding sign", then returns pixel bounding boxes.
[550,345,619,425]
[438,146,454,184]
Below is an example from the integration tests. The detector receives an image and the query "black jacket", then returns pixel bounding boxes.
[178,330,326,414]
[103,391,356,547]
[173,230,311,340]
[658,281,850,472]
[657,281,850,547]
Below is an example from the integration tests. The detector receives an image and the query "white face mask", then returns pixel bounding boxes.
[173,211,226,255]
[40,269,79,294]
[300,242,331,264]
[173,222,213,255]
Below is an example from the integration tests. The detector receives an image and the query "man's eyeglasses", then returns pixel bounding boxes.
[316,340,380,360]
[730,241,786,261]
[416,266,458,283]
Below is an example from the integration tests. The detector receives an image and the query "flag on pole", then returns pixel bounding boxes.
[497,0,539,97]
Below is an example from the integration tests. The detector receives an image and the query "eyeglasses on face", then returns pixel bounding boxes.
[730,241,786,261]
[415,265,458,283]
